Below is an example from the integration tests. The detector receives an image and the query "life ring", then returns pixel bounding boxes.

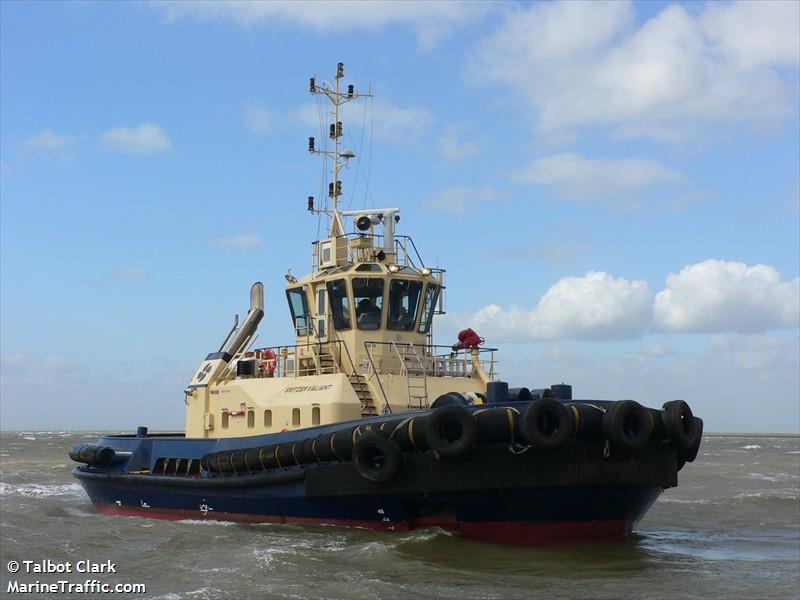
[425,404,478,457]
[602,400,650,449]
[261,349,277,377]
[353,431,402,482]
[520,398,573,448]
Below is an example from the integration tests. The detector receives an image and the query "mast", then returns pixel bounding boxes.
[308,62,371,236]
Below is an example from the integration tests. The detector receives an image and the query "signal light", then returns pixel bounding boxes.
[337,62,344,78]
[309,77,316,93]
[335,180,342,196]
[328,182,334,198]
[308,137,315,152]
[307,196,314,211]
[347,84,354,98]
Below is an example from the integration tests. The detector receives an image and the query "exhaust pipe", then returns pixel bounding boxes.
[225,282,264,357]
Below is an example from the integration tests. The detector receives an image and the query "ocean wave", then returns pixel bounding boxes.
[658,498,711,505]
[0,482,84,498]
[741,445,761,450]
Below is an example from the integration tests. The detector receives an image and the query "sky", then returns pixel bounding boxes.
[1,1,798,433]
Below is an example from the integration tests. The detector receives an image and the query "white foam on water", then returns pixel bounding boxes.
[734,491,799,501]
[177,519,236,527]
[786,450,800,455]
[49,464,68,469]
[747,472,779,482]
[22,437,36,441]
[0,482,84,498]
[741,445,761,450]
[250,547,276,567]
[659,498,711,505]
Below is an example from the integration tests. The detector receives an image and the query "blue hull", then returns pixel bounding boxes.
[72,415,677,544]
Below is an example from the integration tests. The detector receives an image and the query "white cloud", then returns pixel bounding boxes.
[437,126,481,160]
[292,99,433,144]
[425,186,506,217]
[244,104,273,134]
[654,260,800,334]
[473,1,799,141]
[512,153,684,200]
[457,260,799,342]
[702,1,800,70]
[101,123,171,155]
[213,234,263,249]
[22,129,78,151]
[153,1,490,50]
[708,334,797,372]
[465,271,653,341]
[112,266,150,281]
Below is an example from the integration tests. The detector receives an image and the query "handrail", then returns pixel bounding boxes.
[363,340,497,380]
[363,342,392,414]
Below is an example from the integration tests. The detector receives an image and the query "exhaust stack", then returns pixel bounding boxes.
[225,282,264,357]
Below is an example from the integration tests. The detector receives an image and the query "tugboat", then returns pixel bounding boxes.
[70,64,703,545]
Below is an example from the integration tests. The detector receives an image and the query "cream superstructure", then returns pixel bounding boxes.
[184,64,496,439]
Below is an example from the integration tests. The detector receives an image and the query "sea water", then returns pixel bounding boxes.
[1,432,798,599]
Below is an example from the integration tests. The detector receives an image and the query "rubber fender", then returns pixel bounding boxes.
[425,404,479,457]
[329,425,361,461]
[314,433,339,462]
[569,403,603,440]
[68,444,116,467]
[352,431,402,483]
[474,407,520,445]
[520,399,574,448]
[431,392,469,408]
[682,416,703,463]
[507,387,534,402]
[662,400,697,451]
[647,407,668,441]
[298,438,318,464]
[602,400,651,450]
[390,416,430,452]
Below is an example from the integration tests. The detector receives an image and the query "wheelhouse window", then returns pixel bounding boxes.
[388,279,422,331]
[418,284,440,333]
[326,279,351,330]
[353,278,384,330]
[286,287,310,337]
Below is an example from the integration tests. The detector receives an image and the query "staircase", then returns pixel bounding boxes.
[317,347,336,374]
[349,373,379,417]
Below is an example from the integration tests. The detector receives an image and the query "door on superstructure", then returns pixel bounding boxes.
[315,286,328,342]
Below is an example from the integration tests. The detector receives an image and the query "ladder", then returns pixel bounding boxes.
[392,342,429,409]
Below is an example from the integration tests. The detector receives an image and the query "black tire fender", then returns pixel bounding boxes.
[425,404,478,457]
[602,400,651,449]
[520,398,574,448]
[662,400,697,450]
[352,431,402,483]
[682,416,704,463]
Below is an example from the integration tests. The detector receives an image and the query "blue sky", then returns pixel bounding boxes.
[1,1,798,432]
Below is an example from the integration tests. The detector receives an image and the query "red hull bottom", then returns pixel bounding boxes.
[94,503,633,545]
